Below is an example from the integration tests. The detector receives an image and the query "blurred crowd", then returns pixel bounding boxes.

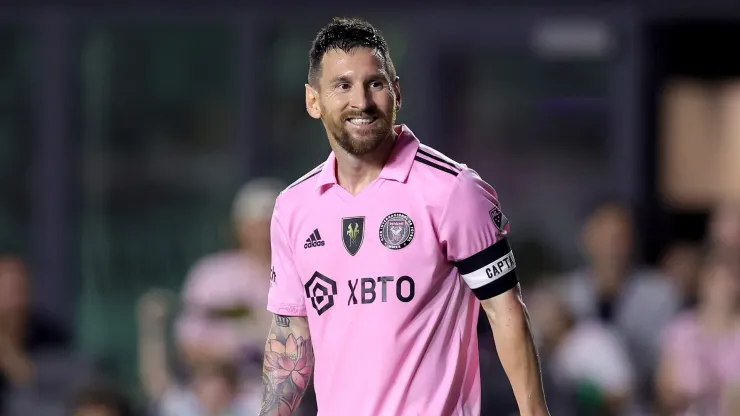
[2,172,739,416]
[521,200,740,416]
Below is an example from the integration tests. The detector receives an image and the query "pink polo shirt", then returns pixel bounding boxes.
[661,312,740,415]
[267,125,518,416]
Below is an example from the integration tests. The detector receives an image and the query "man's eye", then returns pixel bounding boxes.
[370,81,383,89]
[337,83,350,90]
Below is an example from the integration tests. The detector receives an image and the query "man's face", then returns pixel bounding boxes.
[306,47,400,156]
[582,205,634,268]
[236,217,271,253]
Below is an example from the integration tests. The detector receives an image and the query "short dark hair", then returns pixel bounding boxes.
[581,194,633,221]
[308,17,396,87]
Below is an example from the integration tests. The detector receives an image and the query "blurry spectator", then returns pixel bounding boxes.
[0,251,68,384]
[708,201,740,256]
[137,178,319,415]
[660,241,702,310]
[72,384,135,416]
[175,178,284,364]
[656,251,740,416]
[0,250,97,415]
[529,283,634,416]
[137,292,259,415]
[558,199,680,406]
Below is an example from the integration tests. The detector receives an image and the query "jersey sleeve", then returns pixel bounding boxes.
[266,200,308,316]
[439,169,518,300]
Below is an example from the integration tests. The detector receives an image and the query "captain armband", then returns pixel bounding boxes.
[454,238,518,300]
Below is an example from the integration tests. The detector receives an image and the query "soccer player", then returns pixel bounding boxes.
[259,17,549,416]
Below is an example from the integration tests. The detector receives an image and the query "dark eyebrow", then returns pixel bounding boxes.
[367,74,387,83]
[330,73,387,86]
[330,75,352,85]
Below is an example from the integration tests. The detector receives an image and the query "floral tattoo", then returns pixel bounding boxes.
[259,315,314,416]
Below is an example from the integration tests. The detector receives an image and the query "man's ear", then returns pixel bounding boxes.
[305,84,322,119]
[392,76,402,111]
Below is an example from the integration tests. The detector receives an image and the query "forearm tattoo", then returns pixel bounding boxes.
[259,315,314,416]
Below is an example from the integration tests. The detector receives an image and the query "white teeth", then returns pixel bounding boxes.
[348,118,373,125]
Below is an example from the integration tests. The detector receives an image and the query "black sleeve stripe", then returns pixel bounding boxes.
[417,148,462,171]
[471,272,518,299]
[454,238,512,275]
[287,168,322,190]
[286,163,325,190]
[414,156,459,176]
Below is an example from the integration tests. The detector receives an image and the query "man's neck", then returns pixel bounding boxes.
[333,133,396,196]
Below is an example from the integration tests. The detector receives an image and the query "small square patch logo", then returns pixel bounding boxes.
[489,206,509,232]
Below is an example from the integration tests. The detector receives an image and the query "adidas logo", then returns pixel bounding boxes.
[304,229,325,249]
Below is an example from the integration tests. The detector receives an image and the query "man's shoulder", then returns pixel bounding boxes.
[275,162,326,209]
[411,143,483,189]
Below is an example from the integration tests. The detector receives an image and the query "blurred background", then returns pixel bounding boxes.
[1,1,740,415]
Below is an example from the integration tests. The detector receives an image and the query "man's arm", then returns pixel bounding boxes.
[136,290,173,399]
[481,285,549,416]
[436,168,549,415]
[260,314,314,416]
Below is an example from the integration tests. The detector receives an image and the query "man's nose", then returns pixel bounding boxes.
[349,85,373,111]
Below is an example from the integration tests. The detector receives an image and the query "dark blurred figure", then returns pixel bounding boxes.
[656,251,740,416]
[529,283,634,416]
[476,336,519,416]
[0,251,68,385]
[558,200,680,410]
[0,251,97,415]
[72,385,135,416]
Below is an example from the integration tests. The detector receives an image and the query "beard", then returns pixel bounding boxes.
[322,103,397,156]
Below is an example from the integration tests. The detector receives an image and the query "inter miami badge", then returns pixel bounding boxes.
[489,206,509,232]
[379,212,415,250]
[342,216,365,256]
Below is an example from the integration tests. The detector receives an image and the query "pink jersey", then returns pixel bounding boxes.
[267,125,517,416]
[660,312,740,416]
[176,251,272,357]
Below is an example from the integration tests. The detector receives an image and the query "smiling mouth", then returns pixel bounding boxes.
[346,117,378,126]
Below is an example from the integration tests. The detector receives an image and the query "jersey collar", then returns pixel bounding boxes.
[315,124,420,193]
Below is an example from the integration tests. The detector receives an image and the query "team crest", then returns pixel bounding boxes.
[489,206,509,232]
[342,217,365,256]
[379,212,415,250]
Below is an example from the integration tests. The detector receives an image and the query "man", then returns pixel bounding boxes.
[260,18,549,416]
[559,199,679,412]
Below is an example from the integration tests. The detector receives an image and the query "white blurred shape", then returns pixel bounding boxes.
[531,18,612,59]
